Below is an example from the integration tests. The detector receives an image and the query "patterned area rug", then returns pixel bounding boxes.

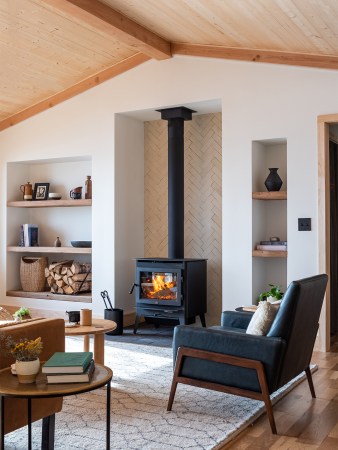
[6,337,315,449]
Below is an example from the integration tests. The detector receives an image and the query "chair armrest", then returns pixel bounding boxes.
[173,325,284,361]
[173,325,286,392]
[221,310,254,329]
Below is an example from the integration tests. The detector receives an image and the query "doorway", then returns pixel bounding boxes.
[318,114,338,351]
[329,129,338,339]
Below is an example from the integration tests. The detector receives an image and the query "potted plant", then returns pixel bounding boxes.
[13,307,31,321]
[7,336,43,384]
[258,284,284,303]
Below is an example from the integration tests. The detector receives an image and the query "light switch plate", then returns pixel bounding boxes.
[298,218,311,231]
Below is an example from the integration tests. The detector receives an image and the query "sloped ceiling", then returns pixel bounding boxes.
[2,0,338,131]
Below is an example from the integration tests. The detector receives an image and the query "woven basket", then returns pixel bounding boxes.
[20,257,48,292]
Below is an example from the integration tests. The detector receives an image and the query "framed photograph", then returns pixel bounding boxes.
[33,183,50,201]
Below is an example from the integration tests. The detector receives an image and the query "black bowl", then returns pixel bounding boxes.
[71,241,92,248]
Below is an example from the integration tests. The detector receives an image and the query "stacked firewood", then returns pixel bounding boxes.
[45,260,92,294]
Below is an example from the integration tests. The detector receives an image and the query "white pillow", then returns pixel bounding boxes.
[246,301,279,336]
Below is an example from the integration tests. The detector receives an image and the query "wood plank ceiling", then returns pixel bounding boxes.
[2,0,338,131]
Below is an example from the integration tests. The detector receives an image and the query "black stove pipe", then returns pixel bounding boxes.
[157,107,195,259]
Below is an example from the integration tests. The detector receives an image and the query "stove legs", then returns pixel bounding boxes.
[199,314,206,327]
[133,314,141,334]
[133,311,206,333]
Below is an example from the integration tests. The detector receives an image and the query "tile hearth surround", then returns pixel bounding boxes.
[144,112,222,325]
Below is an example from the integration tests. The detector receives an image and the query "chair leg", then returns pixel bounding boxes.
[261,391,277,434]
[167,380,178,411]
[305,366,316,398]
[256,363,277,434]
[167,347,278,434]
[167,348,184,411]
[41,414,55,450]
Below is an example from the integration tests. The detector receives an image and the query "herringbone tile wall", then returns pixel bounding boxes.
[144,113,222,324]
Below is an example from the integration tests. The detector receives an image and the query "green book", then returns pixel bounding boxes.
[42,352,93,374]
[46,360,95,384]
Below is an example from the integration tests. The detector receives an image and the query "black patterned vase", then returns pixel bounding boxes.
[264,168,283,191]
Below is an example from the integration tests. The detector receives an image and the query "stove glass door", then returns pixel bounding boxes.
[136,267,182,306]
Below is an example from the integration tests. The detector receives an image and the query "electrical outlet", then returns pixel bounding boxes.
[298,218,311,231]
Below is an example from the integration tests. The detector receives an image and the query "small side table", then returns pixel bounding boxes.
[65,319,117,364]
[0,363,113,450]
[235,306,257,312]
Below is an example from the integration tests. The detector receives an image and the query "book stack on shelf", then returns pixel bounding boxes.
[256,240,287,251]
[19,224,39,247]
[42,351,95,383]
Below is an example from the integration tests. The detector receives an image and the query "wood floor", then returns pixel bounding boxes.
[222,337,338,449]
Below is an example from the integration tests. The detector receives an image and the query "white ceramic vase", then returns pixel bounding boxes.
[15,358,40,384]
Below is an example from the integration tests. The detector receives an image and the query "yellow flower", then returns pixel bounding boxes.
[6,336,43,361]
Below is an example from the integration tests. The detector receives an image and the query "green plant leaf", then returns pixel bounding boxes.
[14,307,30,317]
[257,284,284,302]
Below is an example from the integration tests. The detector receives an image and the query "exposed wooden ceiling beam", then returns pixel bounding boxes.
[0,53,150,132]
[172,43,338,71]
[40,0,171,60]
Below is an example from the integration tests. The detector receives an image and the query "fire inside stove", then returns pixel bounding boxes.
[140,272,177,300]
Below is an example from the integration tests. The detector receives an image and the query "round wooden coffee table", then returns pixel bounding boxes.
[64,319,117,365]
[0,363,113,450]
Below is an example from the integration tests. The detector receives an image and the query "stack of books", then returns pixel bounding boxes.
[256,240,287,251]
[42,351,95,383]
[19,223,39,247]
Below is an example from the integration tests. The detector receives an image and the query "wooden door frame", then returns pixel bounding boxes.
[317,113,338,351]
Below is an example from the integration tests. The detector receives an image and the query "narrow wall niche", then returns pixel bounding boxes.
[252,139,287,304]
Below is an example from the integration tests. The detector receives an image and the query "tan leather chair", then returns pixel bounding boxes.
[1,318,65,449]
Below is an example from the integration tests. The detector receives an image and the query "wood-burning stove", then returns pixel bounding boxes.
[131,106,208,333]
[132,258,207,333]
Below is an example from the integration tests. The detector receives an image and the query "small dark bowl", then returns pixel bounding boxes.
[66,311,80,324]
[71,241,92,248]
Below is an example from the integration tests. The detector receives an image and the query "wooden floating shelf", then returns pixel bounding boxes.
[252,250,288,258]
[7,199,92,208]
[7,246,91,254]
[252,191,287,200]
[6,290,92,303]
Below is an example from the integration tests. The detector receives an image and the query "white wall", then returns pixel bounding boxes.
[1,55,338,316]
[114,114,144,312]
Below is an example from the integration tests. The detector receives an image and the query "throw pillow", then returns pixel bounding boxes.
[246,301,279,336]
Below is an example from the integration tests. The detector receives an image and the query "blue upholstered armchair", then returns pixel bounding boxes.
[167,274,328,434]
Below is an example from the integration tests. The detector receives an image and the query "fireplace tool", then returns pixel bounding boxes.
[100,290,113,310]
[101,290,123,335]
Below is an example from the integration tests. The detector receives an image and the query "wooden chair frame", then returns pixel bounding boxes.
[167,346,316,434]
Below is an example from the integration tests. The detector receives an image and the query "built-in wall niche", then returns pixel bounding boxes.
[6,156,92,302]
[252,138,287,304]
